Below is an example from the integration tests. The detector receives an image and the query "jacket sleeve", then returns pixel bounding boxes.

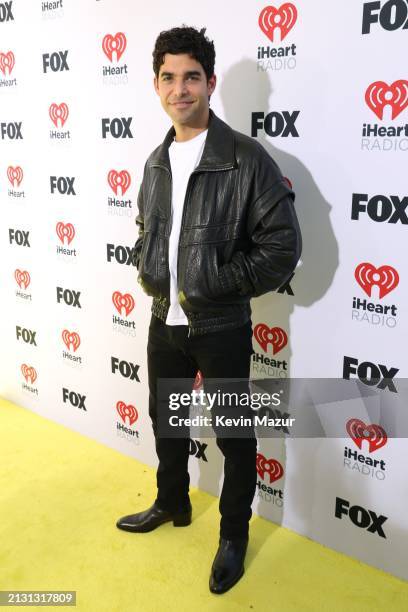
[132,173,145,271]
[217,179,302,298]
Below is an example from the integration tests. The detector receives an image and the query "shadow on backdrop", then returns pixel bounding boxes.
[195,58,339,541]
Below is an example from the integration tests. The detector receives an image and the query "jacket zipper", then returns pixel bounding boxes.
[178,173,195,337]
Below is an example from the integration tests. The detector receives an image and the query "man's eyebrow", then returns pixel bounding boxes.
[160,70,202,78]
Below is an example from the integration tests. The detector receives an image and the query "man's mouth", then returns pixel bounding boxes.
[171,101,194,108]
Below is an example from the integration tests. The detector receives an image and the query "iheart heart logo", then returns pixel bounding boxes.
[102,33,127,62]
[112,291,135,316]
[108,170,131,195]
[21,364,37,384]
[365,80,408,120]
[62,330,81,352]
[49,102,69,128]
[346,418,387,453]
[15,269,30,289]
[7,166,23,187]
[0,51,15,75]
[254,323,288,354]
[256,453,284,483]
[193,370,203,390]
[355,263,399,299]
[56,222,75,245]
[116,400,138,426]
[259,4,297,42]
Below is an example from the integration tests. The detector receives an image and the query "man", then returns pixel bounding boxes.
[116,26,301,594]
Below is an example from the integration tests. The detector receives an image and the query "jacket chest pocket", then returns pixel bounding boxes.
[180,219,243,247]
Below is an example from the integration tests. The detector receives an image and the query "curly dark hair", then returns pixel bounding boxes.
[152,25,215,81]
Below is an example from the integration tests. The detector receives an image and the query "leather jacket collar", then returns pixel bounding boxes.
[148,108,237,172]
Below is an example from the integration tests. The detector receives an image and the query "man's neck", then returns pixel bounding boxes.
[173,113,210,142]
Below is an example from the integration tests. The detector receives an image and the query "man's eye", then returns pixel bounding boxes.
[187,76,199,80]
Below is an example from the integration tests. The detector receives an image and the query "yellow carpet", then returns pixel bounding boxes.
[0,398,407,612]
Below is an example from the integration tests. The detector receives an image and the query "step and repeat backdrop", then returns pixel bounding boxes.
[1,0,407,580]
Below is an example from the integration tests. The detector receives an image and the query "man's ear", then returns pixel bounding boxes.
[154,76,159,95]
[207,73,217,98]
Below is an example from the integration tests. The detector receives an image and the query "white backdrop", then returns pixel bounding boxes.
[1,0,407,580]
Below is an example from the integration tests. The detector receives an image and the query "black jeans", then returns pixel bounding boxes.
[147,313,257,540]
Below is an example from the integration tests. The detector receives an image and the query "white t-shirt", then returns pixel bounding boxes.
[165,129,208,325]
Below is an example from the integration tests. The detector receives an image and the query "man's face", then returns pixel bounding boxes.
[154,53,216,128]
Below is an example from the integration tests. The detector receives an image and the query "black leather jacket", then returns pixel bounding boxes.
[134,109,302,336]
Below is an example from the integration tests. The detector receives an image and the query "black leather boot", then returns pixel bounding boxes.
[209,537,248,594]
[116,501,192,533]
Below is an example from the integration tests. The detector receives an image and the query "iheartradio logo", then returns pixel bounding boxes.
[365,80,408,120]
[256,453,284,483]
[116,400,138,426]
[7,166,23,187]
[346,418,387,453]
[355,263,399,299]
[0,51,15,76]
[56,222,75,245]
[102,33,127,62]
[15,269,30,289]
[259,3,297,43]
[112,291,135,316]
[254,323,288,354]
[62,329,80,352]
[108,170,131,196]
[49,103,69,128]
[21,364,37,384]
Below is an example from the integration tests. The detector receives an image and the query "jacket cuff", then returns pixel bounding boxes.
[218,262,250,296]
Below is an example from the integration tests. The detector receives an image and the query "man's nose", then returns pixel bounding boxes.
[173,78,188,97]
